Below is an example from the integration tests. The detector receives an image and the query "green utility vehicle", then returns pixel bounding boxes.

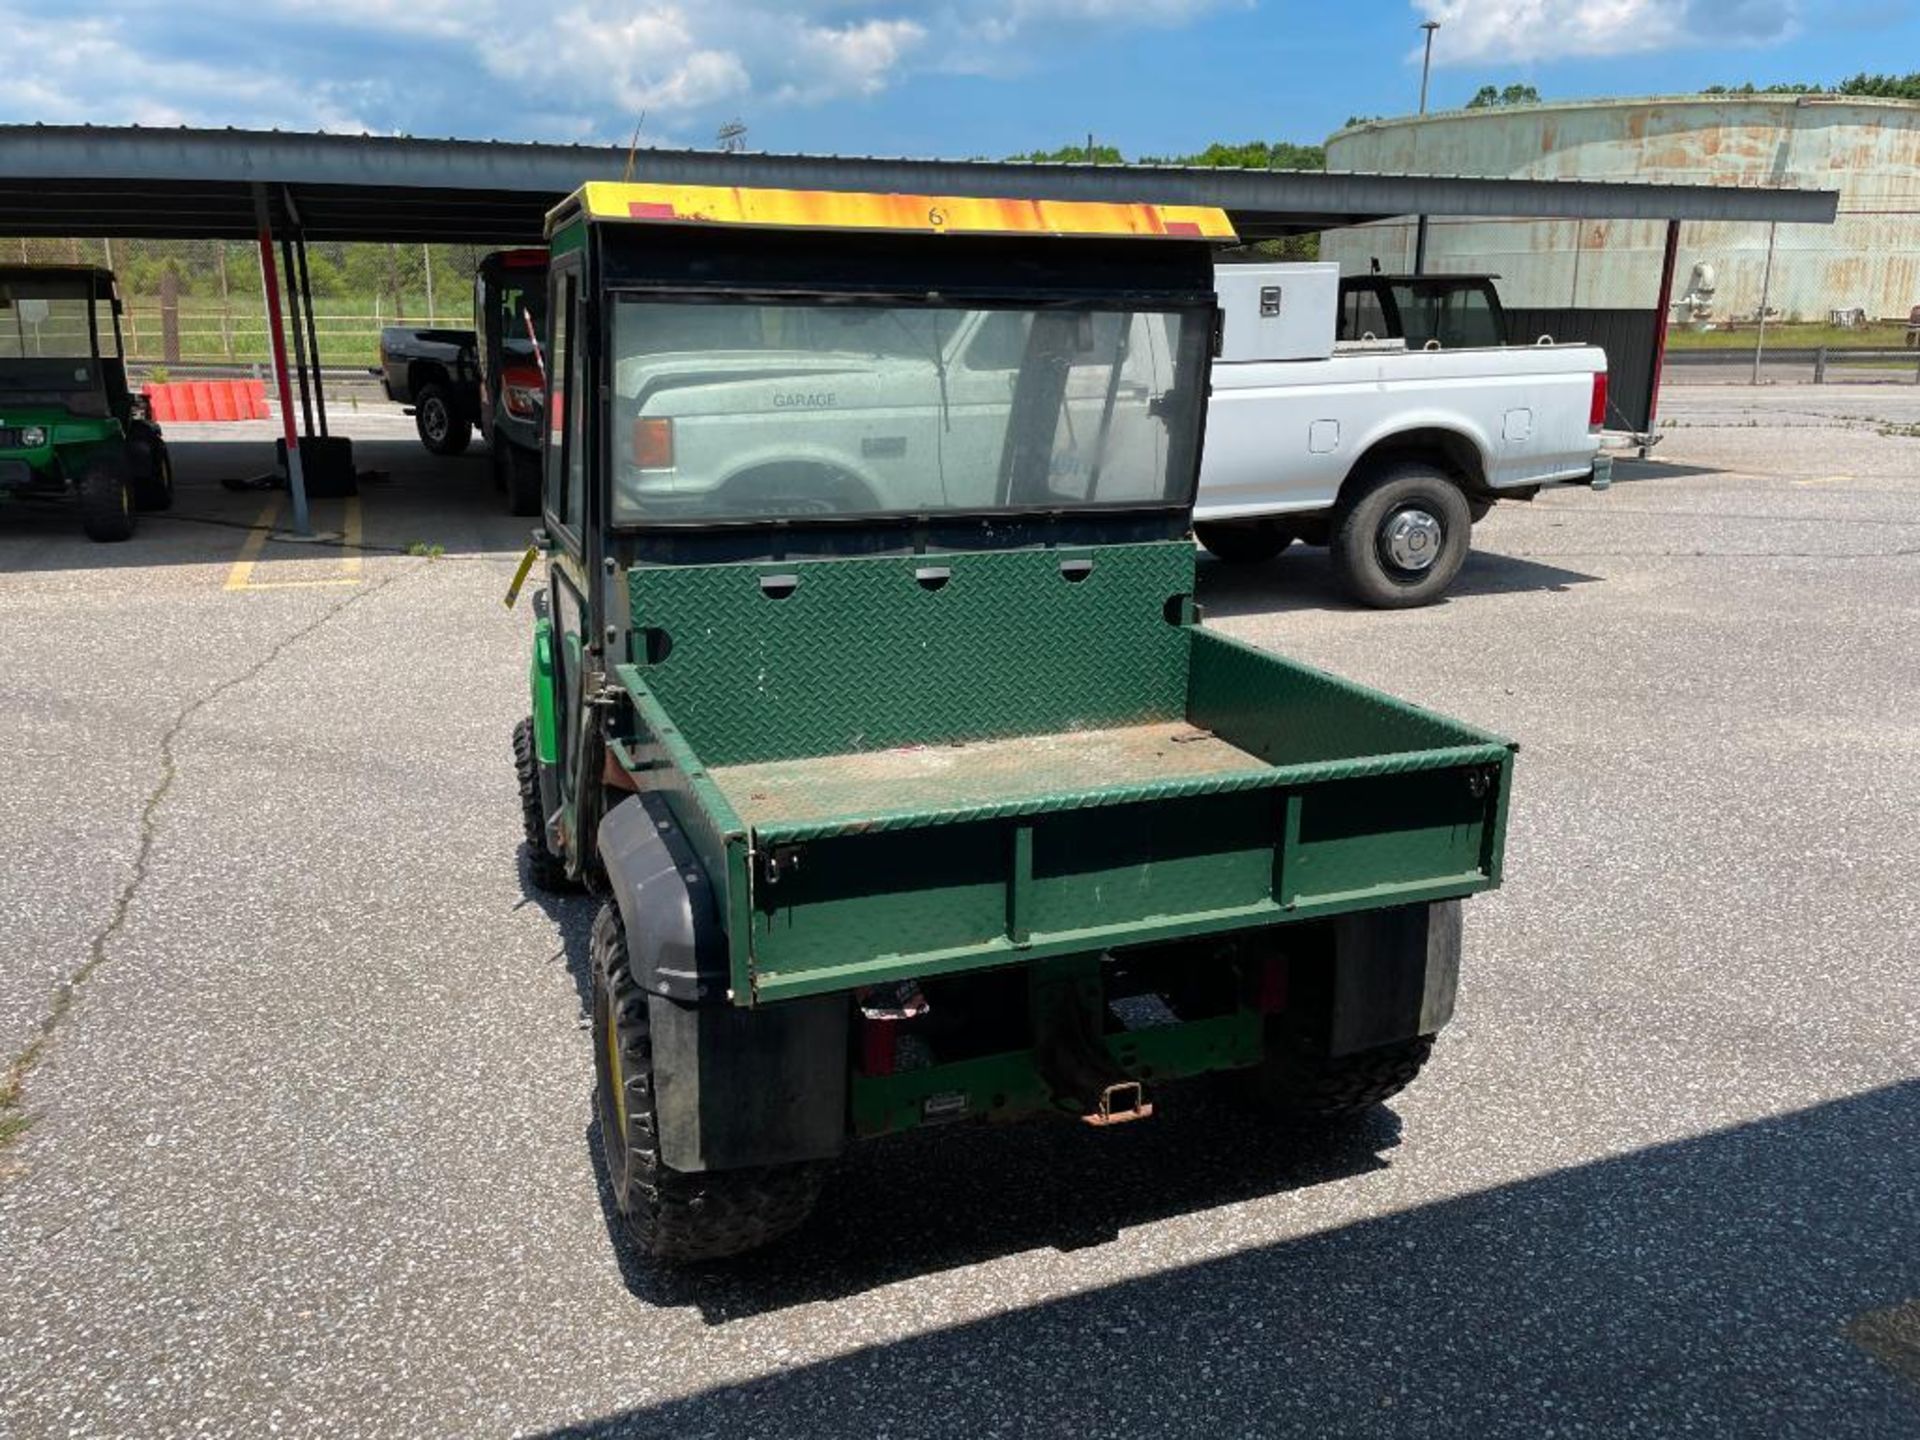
[0,266,172,542]
[514,182,1517,1262]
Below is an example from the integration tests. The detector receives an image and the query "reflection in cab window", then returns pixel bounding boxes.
[606,299,1209,524]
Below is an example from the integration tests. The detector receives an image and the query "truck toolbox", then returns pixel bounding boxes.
[613,540,1512,1005]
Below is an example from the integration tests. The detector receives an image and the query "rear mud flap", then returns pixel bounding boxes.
[1327,899,1461,1056]
[647,992,848,1172]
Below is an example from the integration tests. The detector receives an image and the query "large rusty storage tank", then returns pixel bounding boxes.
[1323,95,1920,322]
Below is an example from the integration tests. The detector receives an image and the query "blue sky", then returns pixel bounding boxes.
[2,1,1915,159]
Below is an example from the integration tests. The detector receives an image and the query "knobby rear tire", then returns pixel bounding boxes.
[1241,1033,1436,1121]
[591,903,824,1262]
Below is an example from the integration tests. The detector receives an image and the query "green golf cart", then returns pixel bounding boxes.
[514,182,1517,1262]
[0,266,172,542]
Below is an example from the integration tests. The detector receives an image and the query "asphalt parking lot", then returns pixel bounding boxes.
[2,386,1916,1438]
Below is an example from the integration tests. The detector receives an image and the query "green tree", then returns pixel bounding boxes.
[1009,142,1126,164]
[1467,83,1541,109]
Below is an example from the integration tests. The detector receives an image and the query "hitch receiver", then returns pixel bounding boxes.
[1084,1079,1154,1127]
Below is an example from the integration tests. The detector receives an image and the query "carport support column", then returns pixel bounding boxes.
[253,185,310,534]
[1645,219,1682,437]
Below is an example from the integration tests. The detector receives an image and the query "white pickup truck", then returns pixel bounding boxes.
[1194,262,1610,606]
[604,266,1607,606]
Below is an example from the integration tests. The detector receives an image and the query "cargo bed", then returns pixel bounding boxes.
[611,543,1513,1003]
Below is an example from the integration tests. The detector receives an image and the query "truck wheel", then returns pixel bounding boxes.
[1242,1033,1435,1121]
[591,903,823,1262]
[1195,519,1292,565]
[505,446,542,517]
[78,456,136,542]
[129,435,174,513]
[513,717,575,893]
[1331,462,1471,608]
[414,384,472,456]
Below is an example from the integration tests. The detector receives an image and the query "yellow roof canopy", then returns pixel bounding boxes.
[553,181,1235,242]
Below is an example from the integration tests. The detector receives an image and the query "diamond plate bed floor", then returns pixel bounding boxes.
[709,720,1270,829]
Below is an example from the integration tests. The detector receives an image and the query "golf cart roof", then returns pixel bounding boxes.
[547,181,1236,244]
[0,264,116,290]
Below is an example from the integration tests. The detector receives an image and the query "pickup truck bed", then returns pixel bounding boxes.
[612,541,1513,1004]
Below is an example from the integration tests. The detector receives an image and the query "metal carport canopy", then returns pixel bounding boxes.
[0,125,1839,243]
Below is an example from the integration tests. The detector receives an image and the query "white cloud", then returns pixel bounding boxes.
[0,0,1238,141]
[1411,0,1798,64]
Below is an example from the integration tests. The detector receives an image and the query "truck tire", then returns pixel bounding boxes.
[1331,462,1471,608]
[513,717,574,893]
[1242,1033,1435,1121]
[591,903,823,1262]
[504,445,541,517]
[1195,519,1292,565]
[414,383,472,456]
[78,455,136,542]
[129,434,174,513]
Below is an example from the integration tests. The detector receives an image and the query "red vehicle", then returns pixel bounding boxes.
[474,248,548,515]
[376,248,549,514]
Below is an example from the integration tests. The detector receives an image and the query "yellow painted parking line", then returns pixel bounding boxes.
[222,498,283,591]
[1791,474,1854,487]
[223,496,364,592]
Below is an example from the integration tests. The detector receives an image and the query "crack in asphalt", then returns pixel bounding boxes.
[0,563,417,1160]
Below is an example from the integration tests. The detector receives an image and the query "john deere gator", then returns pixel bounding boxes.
[512,182,1516,1261]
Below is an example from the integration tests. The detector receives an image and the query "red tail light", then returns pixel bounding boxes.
[501,364,544,421]
[1589,369,1609,431]
[632,417,674,470]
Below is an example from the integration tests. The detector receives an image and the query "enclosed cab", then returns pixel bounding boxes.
[513,183,1517,1261]
[473,247,549,515]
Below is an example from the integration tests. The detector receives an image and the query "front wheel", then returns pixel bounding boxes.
[129,435,174,513]
[1330,462,1472,608]
[593,903,823,1262]
[513,717,574,894]
[414,384,472,456]
[78,456,135,542]
[1195,519,1293,565]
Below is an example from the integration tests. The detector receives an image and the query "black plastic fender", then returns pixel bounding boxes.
[595,793,731,1003]
[597,793,848,1171]
[1327,899,1461,1056]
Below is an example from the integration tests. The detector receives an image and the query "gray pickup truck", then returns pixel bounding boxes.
[376,250,549,513]
[376,324,479,455]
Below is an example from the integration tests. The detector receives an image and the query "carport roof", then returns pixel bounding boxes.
[0,124,1840,244]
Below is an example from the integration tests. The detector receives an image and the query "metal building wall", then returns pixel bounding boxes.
[1324,96,1920,322]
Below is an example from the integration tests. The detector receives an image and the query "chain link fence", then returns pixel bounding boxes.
[1323,207,1920,392]
[0,236,491,377]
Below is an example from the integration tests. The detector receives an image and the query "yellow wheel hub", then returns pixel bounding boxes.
[604,1003,629,1136]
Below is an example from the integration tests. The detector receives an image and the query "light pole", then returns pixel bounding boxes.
[1413,18,1440,274]
[1418,19,1439,113]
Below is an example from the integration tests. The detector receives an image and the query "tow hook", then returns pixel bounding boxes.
[1084,1080,1154,1127]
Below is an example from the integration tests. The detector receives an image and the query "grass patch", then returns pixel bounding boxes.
[1666,322,1911,351]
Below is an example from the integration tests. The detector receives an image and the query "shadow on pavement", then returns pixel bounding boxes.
[0,435,529,572]
[1610,459,1722,484]
[588,1075,1402,1326]
[1198,546,1601,619]
[550,1081,1920,1438]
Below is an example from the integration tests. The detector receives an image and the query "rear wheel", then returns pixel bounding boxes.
[1330,461,1471,608]
[592,903,823,1262]
[1241,1033,1435,1121]
[1195,519,1293,565]
[78,455,135,542]
[129,434,174,513]
[415,383,472,456]
[512,717,574,893]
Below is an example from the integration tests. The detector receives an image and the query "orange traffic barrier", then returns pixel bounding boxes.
[142,379,273,423]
